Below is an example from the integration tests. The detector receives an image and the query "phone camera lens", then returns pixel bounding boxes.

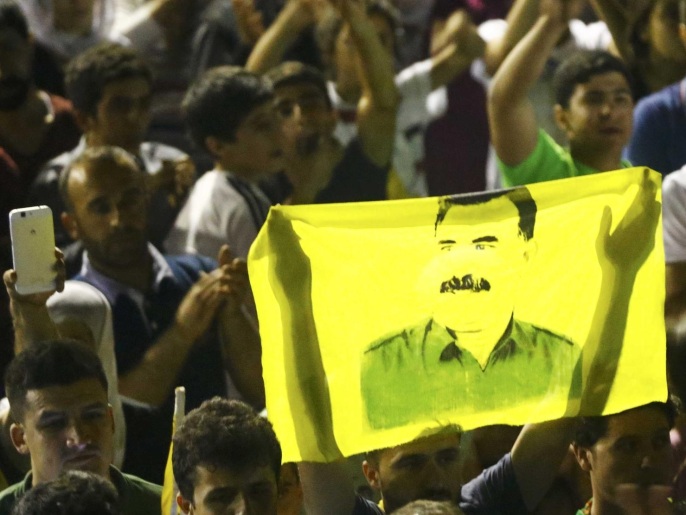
[20,213,25,218]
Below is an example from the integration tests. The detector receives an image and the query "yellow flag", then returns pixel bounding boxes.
[161,387,186,515]
[249,168,667,462]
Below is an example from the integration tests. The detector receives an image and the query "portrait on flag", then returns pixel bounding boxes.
[360,187,581,430]
[248,168,666,462]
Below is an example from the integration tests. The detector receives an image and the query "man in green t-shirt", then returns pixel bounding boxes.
[0,340,161,515]
[488,0,634,187]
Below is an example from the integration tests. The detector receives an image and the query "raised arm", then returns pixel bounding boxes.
[215,245,266,408]
[4,249,65,353]
[488,0,578,167]
[587,0,635,61]
[512,171,661,510]
[245,0,322,74]
[343,0,399,168]
[428,10,486,90]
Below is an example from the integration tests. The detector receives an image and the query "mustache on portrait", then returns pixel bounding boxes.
[440,274,491,293]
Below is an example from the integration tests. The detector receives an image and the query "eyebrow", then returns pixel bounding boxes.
[472,236,498,243]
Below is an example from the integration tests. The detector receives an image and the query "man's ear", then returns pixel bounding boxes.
[9,423,29,455]
[74,111,94,134]
[205,136,228,160]
[61,212,79,241]
[362,460,381,491]
[554,104,570,133]
[572,443,593,473]
[176,493,193,514]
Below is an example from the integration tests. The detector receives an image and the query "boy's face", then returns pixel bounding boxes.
[274,82,335,158]
[10,378,114,486]
[212,101,285,176]
[82,77,152,153]
[178,463,278,515]
[555,71,633,156]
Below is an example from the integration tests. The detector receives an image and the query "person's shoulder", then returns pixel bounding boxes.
[164,253,217,276]
[364,318,433,354]
[0,475,30,511]
[115,469,162,515]
[516,319,576,348]
[634,81,681,116]
[140,141,188,162]
[352,495,384,515]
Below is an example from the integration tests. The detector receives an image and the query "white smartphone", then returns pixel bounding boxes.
[9,206,56,295]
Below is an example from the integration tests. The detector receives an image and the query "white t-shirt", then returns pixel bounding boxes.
[164,169,272,260]
[663,167,686,263]
[328,58,448,197]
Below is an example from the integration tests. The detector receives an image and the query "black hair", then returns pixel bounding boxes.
[0,0,28,39]
[183,66,273,152]
[172,398,282,503]
[11,471,120,515]
[553,50,633,108]
[574,401,677,448]
[5,340,109,422]
[265,61,332,109]
[58,145,142,213]
[65,43,153,117]
[435,187,537,240]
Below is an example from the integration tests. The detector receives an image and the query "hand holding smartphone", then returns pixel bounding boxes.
[9,206,57,295]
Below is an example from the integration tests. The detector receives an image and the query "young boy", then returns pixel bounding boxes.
[164,67,284,260]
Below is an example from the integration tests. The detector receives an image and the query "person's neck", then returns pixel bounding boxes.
[85,134,140,156]
[570,143,623,173]
[90,253,153,292]
[590,496,624,515]
[282,138,343,204]
[215,161,258,183]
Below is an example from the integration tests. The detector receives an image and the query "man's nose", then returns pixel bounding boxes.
[419,458,449,489]
[65,419,91,446]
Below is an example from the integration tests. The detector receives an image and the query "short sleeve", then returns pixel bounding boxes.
[497,130,572,186]
[662,168,686,263]
[459,453,528,515]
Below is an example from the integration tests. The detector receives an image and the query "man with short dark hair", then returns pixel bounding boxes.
[10,471,121,515]
[572,402,677,515]
[0,340,161,514]
[28,42,195,252]
[172,397,281,515]
[488,0,634,186]
[59,145,264,483]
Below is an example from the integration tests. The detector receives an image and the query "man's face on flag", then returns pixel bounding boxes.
[421,197,533,339]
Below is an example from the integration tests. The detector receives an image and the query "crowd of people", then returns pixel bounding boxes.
[0,0,684,512]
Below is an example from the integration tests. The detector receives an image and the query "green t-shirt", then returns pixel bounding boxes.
[0,466,162,515]
[498,129,631,187]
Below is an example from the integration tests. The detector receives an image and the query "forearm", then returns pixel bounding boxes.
[299,461,356,515]
[430,37,483,90]
[11,302,59,354]
[219,306,265,408]
[245,2,307,74]
[118,325,193,407]
[588,0,632,61]
[490,15,566,109]
[348,15,398,111]
[484,0,541,76]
